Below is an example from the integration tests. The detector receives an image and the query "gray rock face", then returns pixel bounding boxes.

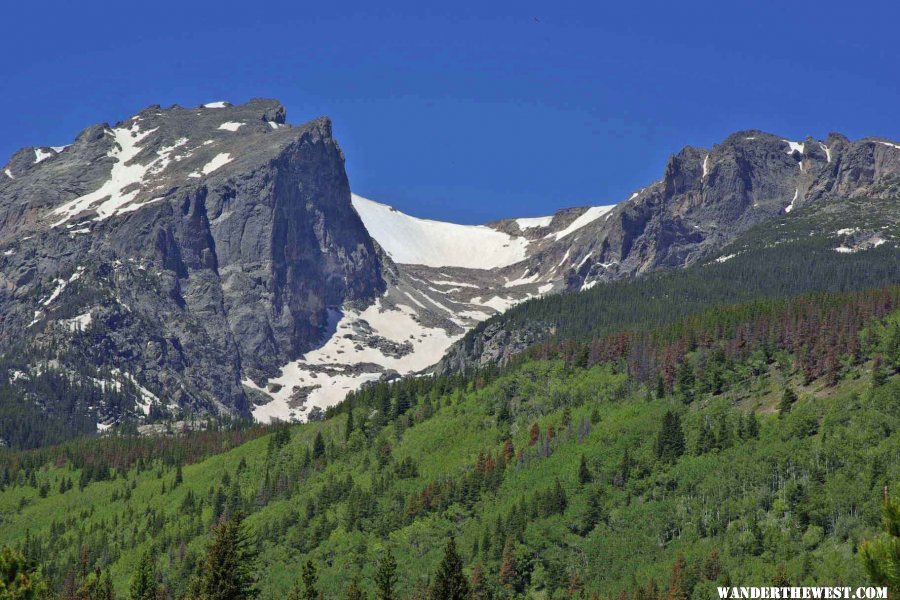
[499,130,900,292]
[1,104,898,428]
[0,99,383,418]
[434,130,900,371]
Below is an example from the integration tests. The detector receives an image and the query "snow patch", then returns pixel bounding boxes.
[190,153,233,178]
[34,148,54,164]
[515,215,553,230]
[784,140,805,155]
[503,271,540,288]
[3,168,12,179]
[875,140,900,151]
[203,101,228,108]
[217,122,243,132]
[49,123,160,226]
[820,142,832,163]
[702,154,710,178]
[62,311,93,331]
[251,299,462,422]
[785,188,799,213]
[551,205,616,241]
[429,279,479,288]
[715,253,737,264]
[351,194,530,269]
[473,295,517,312]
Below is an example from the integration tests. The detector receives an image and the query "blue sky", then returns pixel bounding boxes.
[1,0,898,223]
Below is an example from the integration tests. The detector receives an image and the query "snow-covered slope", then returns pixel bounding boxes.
[350,194,531,269]
[245,195,636,422]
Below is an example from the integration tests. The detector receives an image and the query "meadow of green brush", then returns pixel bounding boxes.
[3,348,898,598]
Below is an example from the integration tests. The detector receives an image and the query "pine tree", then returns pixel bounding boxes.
[578,455,592,485]
[374,547,398,600]
[654,411,685,463]
[470,563,490,600]
[666,553,689,600]
[0,546,49,600]
[746,412,760,438]
[312,432,325,460]
[771,563,789,585]
[429,537,470,600]
[344,576,367,600]
[345,408,355,442]
[98,571,115,600]
[581,485,606,535]
[196,513,258,600]
[779,387,797,417]
[498,538,517,590]
[695,419,714,455]
[872,355,888,387]
[675,362,696,404]
[859,492,900,589]
[703,549,721,581]
[296,560,319,600]
[129,551,157,600]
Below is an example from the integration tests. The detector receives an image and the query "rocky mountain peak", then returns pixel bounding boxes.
[1,108,898,429]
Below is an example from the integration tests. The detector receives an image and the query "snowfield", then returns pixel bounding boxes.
[250,300,461,422]
[351,194,531,269]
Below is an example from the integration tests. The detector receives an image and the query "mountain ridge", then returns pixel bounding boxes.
[1,97,899,436]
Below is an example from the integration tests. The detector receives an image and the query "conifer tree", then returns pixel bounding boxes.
[0,546,49,600]
[429,537,470,600]
[374,547,398,600]
[654,411,685,463]
[470,563,490,600]
[860,492,900,589]
[675,362,696,404]
[296,560,319,600]
[582,485,606,535]
[196,513,257,600]
[666,553,689,600]
[746,412,760,438]
[312,432,325,460]
[344,576,367,600]
[872,355,888,388]
[345,408,355,442]
[129,551,157,600]
[779,387,797,417]
[498,538,517,590]
[695,419,714,455]
[578,455,592,485]
[771,563,789,585]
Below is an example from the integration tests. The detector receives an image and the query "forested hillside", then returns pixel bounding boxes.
[2,285,899,598]
[445,196,900,370]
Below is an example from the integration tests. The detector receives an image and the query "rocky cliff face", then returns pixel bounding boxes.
[496,130,900,293]
[433,131,900,372]
[0,100,383,421]
[2,103,898,431]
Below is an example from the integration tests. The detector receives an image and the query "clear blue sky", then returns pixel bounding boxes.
[1,0,898,223]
